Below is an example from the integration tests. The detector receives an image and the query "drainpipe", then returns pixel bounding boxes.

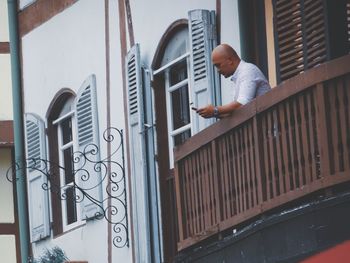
[7,0,30,262]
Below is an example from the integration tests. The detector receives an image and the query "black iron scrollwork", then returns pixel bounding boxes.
[6,127,128,248]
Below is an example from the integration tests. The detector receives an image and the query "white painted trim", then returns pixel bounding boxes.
[52,110,74,125]
[165,69,174,167]
[56,111,83,232]
[168,79,188,93]
[163,56,192,168]
[60,141,73,151]
[170,123,191,137]
[153,52,190,75]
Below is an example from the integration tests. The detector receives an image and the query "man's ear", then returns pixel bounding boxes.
[227,57,235,66]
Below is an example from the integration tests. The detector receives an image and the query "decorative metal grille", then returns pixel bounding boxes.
[7,127,129,248]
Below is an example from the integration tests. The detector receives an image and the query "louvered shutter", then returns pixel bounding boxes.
[74,74,102,219]
[143,68,162,262]
[126,44,152,263]
[347,0,350,46]
[274,0,328,82]
[25,113,50,242]
[304,0,328,68]
[188,9,220,133]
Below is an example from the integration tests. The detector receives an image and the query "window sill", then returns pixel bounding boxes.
[54,221,86,239]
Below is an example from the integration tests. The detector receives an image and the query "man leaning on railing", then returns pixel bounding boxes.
[195,43,271,119]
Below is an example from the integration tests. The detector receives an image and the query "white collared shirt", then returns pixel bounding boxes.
[230,60,271,105]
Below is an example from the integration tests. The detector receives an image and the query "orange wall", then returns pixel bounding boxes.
[301,240,350,263]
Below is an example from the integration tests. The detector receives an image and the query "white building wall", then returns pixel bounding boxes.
[22,1,106,121]
[21,0,130,262]
[0,235,17,263]
[19,0,36,10]
[107,2,131,260]
[220,0,242,105]
[0,0,13,121]
[0,2,16,261]
[129,0,241,105]
[0,54,13,120]
[0,149,16,263]
[123,0,242,262]
[0,0,9,42]
[0,149,15,224]
[21,0,243,262]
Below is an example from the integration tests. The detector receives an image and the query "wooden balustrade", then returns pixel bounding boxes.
[173,55,350,250]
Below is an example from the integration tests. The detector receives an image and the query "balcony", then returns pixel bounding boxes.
[173,55,350,251]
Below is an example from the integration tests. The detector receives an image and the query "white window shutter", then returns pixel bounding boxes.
[188,9,220,133]
[74,74,102,219]
[126,44,152,263]
[25,113,50,242]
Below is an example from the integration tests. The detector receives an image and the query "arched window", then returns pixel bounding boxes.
[125,11,219,261]
[46,76,101,235]
[53,96,80,228]
[153,26,192,167]
[47,90,82,234]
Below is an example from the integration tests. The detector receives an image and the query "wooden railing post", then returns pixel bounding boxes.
[211,140,222,224]
[315,83,330,179]
[253,115,264,206]
[174,161,184,243]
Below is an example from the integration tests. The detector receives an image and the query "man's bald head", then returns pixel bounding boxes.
[211,44,240,78]
[212,44,239,61]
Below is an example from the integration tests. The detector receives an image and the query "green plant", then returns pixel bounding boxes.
[30,246,69,263]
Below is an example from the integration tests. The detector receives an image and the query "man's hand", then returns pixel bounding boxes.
[195,101,243,119]
[196,104,215,118]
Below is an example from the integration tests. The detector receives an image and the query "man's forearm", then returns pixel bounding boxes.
[196,101,242,118]
[217,101,242,115]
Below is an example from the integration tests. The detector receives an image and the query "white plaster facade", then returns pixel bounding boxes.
[0,0,13,121]
[0,0,16,262]
[21,0,126,261]
[0,149,17,263]
[19,0,243,262]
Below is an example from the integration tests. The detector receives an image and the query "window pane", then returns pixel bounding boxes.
[65,187,77,225]
[61,118,72,145]
[169,59,187,86]
[174,129,191,146]
[171,85,190,130]
[64,147,74,184]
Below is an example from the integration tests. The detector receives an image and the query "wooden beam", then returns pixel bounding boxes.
[125,0,135,47]
[0,121,14,147]
[0,42,10,53]
[0,223,16,234]
[18,0,78,37]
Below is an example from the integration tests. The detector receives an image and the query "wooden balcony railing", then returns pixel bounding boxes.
[173,55,350,250]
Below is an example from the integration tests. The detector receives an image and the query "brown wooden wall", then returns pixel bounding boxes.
[0,121,14,147]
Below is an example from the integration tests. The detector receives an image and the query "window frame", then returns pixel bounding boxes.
[53,109,83,232]
[153,26,194,168]
[150,11,220,260]
[46,89,76,236]
[163,54,194,167]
